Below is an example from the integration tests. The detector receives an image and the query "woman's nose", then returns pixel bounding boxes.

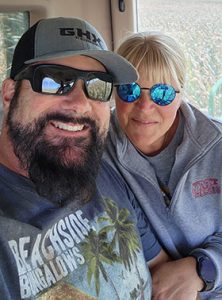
[136,89,155,110]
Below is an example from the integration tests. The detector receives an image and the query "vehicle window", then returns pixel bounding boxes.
[0,12,29,85]
[137,0,222,119]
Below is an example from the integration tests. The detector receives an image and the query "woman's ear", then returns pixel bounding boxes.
[1,78,16,110]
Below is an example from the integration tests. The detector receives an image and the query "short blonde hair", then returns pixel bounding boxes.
[116,31,186,90]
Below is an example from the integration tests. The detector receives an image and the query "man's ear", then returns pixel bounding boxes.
[1,78,16,110]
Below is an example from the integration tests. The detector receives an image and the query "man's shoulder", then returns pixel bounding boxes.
[97,159,127,191]
[96,159,134,208]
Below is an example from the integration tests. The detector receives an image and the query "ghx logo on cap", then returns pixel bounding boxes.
[59,27,103,48]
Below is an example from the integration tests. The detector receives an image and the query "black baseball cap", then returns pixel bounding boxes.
[10,17,138,85]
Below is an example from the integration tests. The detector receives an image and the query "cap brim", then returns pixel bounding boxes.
[25,49,138,85]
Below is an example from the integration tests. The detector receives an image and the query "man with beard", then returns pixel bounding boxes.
[0,17,167,300]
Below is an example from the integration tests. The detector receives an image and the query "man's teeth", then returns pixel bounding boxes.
[54,123,84,132]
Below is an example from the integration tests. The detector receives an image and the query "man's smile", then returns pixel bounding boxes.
[51,121,85,132]
[48,120,91,138]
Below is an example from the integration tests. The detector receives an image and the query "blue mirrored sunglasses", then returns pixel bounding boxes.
[116,82,180,106]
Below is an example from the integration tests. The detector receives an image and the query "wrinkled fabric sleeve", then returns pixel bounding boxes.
[129,192,161,262]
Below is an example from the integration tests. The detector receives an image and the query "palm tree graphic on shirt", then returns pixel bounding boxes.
[81,197,148,300]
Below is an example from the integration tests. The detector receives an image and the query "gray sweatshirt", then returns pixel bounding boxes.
[104,101,222,299]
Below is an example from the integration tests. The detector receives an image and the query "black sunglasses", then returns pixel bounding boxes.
[116,82,180,106]
[14,64,114,102]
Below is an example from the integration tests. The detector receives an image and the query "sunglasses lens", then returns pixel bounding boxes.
[117,83,141,102]
[42,77,60,93]
[86,78,113,102]
[42,77,76,95]
[32,66,75,95]
[150,84,176,106]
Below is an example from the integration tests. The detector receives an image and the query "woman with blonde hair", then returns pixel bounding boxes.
[104,31,222,300]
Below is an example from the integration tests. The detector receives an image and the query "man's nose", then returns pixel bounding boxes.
[60,80,92,114]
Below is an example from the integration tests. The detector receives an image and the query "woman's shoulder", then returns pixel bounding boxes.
[181,101,222,133]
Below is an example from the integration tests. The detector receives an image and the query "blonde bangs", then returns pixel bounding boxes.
[137,51,173,86]
[116,32,186,90]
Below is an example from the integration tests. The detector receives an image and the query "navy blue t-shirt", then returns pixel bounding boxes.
[0,161,160,299]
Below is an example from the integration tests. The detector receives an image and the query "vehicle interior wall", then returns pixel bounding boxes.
[0,0,113,47]
[110,0,136,49]
[0,0,136,50]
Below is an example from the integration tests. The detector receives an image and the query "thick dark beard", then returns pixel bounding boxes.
[6,88,106,206]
